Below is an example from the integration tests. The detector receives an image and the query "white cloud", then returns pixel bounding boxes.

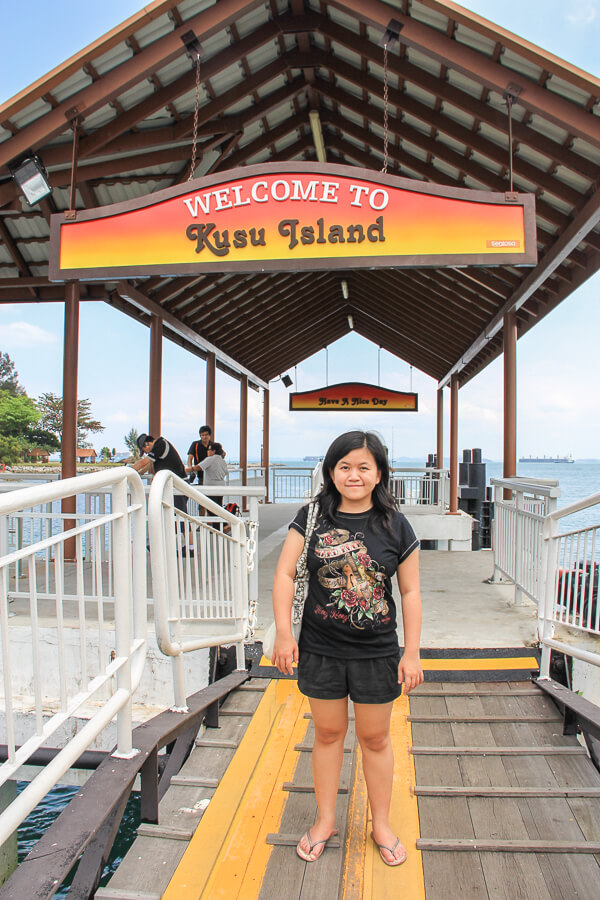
[565,2,598,25]
[2,321,56,346]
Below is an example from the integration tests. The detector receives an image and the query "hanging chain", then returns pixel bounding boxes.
[506,93,514,193]
[188,51,202,181]
[381,42,389,174]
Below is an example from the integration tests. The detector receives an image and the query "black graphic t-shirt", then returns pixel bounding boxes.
[290,505,419,659]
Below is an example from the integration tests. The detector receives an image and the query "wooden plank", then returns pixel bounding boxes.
[282,782,349,793]
[417,838,600,853]
[445,692,553,898]
[95,890,162,900]
[411,689,541,697]
[136,824,194,841]
[195,738,240,749]
[494,695,600,896]
[219,709,255,717]
[411,746,587,755]
[415,786,600,798]
[410,695,488,899]
[409,715,561,723]
[295,743,352,752]
[169,775,220,788]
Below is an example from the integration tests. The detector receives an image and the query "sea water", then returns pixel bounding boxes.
[13,458,600,893]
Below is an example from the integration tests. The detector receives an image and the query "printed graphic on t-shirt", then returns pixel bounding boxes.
[314,526,389,629]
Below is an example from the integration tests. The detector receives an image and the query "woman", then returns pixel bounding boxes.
[272,431,423,866]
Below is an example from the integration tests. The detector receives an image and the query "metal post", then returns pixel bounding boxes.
[62,280,79,560]
[206,352,216,435]
[111,478,135,758]
[436,387,444,471]
[240,374,248,511]
[263,388,270,503]
[149,314,163,437]
[448,375,458,514]
[503,310,517,500]
[0,782,17,887]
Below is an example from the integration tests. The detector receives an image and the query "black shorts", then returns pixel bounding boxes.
[297,650,402,704]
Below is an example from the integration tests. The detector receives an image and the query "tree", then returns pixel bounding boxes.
[0,351,24,395]
[124,427,140,460]
[0,392,39,437]
[37,393,105,446]
[100,446,111,461]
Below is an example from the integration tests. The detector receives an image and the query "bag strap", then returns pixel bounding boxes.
[292,501,318,620]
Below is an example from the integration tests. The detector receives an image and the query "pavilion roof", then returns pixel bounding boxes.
[1,0,599,387]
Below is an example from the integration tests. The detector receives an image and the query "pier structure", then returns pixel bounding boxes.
[1,0,600,896]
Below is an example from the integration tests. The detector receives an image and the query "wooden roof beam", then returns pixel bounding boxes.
[316,13,599,181]
[0,0,268,171]
[326,0,600,149]
[439,186,600,387]
[115,280,267,388]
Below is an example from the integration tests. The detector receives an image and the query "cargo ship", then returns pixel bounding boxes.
[519,454,574,463]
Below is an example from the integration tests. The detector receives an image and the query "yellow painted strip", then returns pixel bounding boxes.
[421,656,538,671]
[259,655,297,667]
[162,678,283,899]
[370,694,425,899]
[342,695,425,900]
[341,746,369,900]
[231,685,309,899]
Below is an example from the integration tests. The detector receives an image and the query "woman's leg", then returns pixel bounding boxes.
[297,696,348,859]
[354,701,405,863]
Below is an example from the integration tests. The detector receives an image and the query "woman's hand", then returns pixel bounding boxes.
[398,652,424,693]
[272,632,298,676]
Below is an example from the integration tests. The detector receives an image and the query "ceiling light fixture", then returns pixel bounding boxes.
[341,280,349,300]
[347,315,354,330]
[10,155,52,206]
[309,110,326,163]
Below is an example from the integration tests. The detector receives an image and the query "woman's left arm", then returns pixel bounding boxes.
[396,548,424,693]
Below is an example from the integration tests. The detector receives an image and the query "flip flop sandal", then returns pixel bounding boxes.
[371,832,407,867]
[296,828,339,862]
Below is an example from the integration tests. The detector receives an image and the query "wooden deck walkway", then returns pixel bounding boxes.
[93,653,600,900]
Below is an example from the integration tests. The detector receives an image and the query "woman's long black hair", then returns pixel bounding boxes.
[315,430,398,533]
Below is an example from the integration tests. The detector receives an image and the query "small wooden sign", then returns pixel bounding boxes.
[289,383,418,412]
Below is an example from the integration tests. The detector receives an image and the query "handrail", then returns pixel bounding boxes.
[0,467,147,847]
[538,490,600,679]
[147,471,256,709]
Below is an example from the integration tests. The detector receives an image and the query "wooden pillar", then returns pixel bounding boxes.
[240,374,248,510]
[62,280,79,558]
[206,352,216,435]
[436,387,444,470]
[263,388,270,503]
[149,314,162,437]
[449,374,459,514]
[503,310,517,480]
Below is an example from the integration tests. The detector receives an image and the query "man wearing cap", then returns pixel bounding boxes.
[132,433,188,515]
[186,425,213,485]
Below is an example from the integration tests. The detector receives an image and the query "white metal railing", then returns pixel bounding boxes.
[147,472,262,709]
[271,465,313,501]
[309,461,323,499]
[390,468,449,510]
[0,468,147,846]
[490,477,561,605]
[539,491,600,679]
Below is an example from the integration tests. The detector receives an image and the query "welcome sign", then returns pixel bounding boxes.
[290,383,418,412]
[49,162,536,280]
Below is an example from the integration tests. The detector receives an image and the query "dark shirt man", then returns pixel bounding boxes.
[132,433,187,513]
[186,425,213,484]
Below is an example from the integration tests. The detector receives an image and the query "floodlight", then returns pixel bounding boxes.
[281,373,293,388]
[10,156,52,206]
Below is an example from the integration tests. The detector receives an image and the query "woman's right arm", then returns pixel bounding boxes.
[272,527,305,675]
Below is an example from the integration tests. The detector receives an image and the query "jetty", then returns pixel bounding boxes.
[2,0,600,896]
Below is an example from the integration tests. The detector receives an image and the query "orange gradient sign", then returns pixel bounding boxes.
[290,383,418,412]
[49,162,536,280]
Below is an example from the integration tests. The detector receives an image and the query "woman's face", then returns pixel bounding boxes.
[330,446,381,509]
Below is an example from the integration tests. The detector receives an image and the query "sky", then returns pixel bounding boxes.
[0,1,599,462]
